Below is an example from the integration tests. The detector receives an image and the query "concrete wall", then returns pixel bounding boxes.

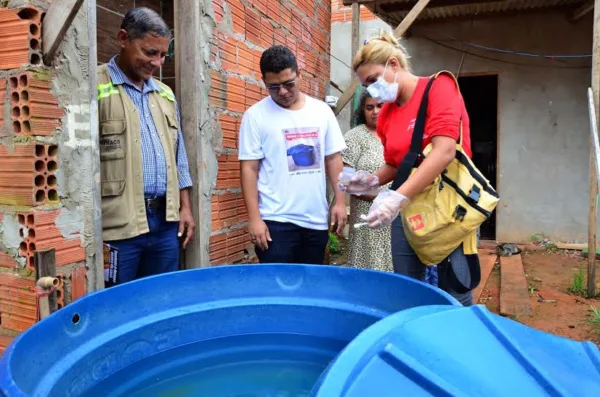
[0,0,99,351]
[331,10,594,242]
[207,0,333,264]
[330,16,390,130]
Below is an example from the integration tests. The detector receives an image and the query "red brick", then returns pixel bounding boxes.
[0,334,14,355]
[266,5,279,22]
[279,3,292,31]
[316,5,330,28]
[70,266,86,301]
[213,0,224,24]
[216,154,241,189]
[229,0,245,34]
[0,250,17,268]
[261,18,274,48]
[274,28,286,46]
[246,82,262,108]
[298,0,313,18]
[16,209,86,269]
[227,76,246,113]
[0,273,36,333]
[218,34,237,72]
[238,42,254,76]
[209,70,227,109]
[219,114,239,149]
[0,143,59,207]
[254,0,268,15]
[245,7,260,45]
[0,7,44,70]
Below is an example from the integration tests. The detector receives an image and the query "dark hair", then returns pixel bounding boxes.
[260,45,298,76]
[121,7,171,40]
[352,89,373,127]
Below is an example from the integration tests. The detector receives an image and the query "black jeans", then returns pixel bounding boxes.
[255,221,329,264]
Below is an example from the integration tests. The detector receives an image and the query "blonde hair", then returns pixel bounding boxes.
[352,30,411,72]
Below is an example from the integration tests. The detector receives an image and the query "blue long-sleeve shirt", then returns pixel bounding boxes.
[107,57,193,197]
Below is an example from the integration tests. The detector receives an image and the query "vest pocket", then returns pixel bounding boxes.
[100,119,126,160]
[165,114,179,149]
[100,119,127,185]
[101,180,125,197]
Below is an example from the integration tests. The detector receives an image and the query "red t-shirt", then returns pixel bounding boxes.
[377,74,472,167]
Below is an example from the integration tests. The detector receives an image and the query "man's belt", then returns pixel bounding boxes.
[145,197,166,210]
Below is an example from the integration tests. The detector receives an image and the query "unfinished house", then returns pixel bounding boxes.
[333,0,596,244]
[0,0,333,352]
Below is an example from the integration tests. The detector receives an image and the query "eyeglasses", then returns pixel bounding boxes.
[267,79,297,93]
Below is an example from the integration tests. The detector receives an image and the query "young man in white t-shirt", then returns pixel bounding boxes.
[239,45,347,264]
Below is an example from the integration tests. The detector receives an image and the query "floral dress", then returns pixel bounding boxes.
[342,125,393,272]
[342,124,439,284]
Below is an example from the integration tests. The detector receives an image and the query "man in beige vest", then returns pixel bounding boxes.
[98,7,194,284]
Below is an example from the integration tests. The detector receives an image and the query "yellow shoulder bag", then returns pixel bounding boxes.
[391,71,500,293]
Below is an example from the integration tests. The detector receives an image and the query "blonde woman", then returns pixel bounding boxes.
[339,31,473,305]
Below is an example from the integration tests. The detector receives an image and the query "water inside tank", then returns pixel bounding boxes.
[84,333,346,397]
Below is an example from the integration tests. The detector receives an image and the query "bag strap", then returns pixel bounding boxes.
[391,70,461,190]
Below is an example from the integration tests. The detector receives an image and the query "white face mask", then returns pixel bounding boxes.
[366,62,398,103]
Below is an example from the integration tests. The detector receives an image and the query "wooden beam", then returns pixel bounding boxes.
[499,254,532,317]
[342,0,496,9]
[175,0,211,267]
[350,3,360,127]
[34,249,57,314]
[86,0,105,292]
[472,250,497,304]
[42,0,85,64]
[333,0,431,116]
[569,0,594,23]
[589,1,600,298]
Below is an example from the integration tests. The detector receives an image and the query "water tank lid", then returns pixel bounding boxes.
[312,305,600,397]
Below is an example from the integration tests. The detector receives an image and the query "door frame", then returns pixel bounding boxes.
[457,72,500,240]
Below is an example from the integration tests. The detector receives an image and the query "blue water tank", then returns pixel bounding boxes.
[312,304,600,396]
[286,144,315,166]
[0,264,459,396]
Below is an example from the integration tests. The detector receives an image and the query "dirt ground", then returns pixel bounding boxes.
[480,249,600,345]
[330,238,600,344]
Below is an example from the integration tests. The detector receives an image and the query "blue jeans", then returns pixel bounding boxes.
[106,206,180,285]
[391,218,473,306]
[255,221,329,264]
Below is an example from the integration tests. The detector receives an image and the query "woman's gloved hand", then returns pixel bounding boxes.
[361,189,409,228]
[338,169,380,196]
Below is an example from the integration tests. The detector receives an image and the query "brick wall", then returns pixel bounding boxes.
[331,0,377,23]
[0,3,89,354]
[208,0,332,264]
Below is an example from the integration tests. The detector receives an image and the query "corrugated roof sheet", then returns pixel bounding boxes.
[361,0,588,26]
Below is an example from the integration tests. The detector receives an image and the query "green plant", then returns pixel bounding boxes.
[328,232,340,255]
[569,268,586,296]
[528,284,536,296]
[590,306,600,325]
[530,232,546,242]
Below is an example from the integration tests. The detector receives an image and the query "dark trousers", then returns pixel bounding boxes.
[255,221,329,264]
[107,205,180,285]
[391,218,474,306]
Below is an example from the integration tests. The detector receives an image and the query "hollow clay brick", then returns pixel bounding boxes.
[0,7,44,70]
[9,72,63,136]
[17,209,86,270]
[0,273,36,333]
[0,78,7,137]
[69,266,86,301]
[0,143,59,206]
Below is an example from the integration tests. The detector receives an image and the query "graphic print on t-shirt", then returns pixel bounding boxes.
[284,127,322,175]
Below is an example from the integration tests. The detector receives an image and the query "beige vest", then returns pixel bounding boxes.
[97,64,180,242]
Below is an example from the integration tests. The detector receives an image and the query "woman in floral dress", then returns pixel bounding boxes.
[342,91,393,272]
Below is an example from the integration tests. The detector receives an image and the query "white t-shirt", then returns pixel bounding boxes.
[238,95,346,230]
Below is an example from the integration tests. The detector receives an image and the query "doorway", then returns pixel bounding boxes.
[458,74,498,240]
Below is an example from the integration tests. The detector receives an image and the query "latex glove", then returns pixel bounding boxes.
[361,189,409,228]
[338,169,380,196]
